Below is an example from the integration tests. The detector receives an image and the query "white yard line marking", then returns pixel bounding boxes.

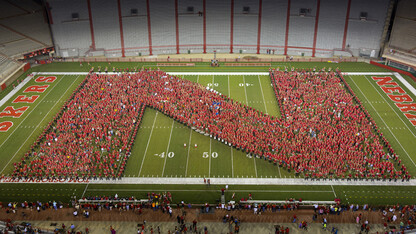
[227,75,234,178]
[364,75,416,138]
[185,130,192,177]
[0,75,80,174]
[0,75,68,150]
[81,183,89,198]
[162,120,175,176]
[242,75,257,177]
[253,156,258,178]
[208,75,215,177]
[331,185,337,198]
[231,148,234,178]
[138,112,158,176]
[257,75,268,114]
[209,138,212,177]
[185,75,200,177]
[348,75,416,169]
[242,75,249,105]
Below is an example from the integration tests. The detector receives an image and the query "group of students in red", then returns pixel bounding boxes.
[12,67,408,180]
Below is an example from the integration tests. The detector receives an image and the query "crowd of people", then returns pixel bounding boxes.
[13,71,146,178]
[11,68,409,179]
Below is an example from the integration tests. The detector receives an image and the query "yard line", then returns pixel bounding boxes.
[228,75,234,178]
[138,112,159,176]
[331,185,337,198]
[209,74,215,178]
[209,138,212,177]
[242,75,249,104]
[81,183,89,198]
[185,130,193,176]
[242,75,257,177]
[0,75,68,150]
[162,120,175,176]
[348,75,416,169]
[88,188,335,193]
[231,148,234,178]
[364,75,416,138]
[253,156,258,178]
[185,74,200,177]
[257,75,268,114]
[0,75,80,174]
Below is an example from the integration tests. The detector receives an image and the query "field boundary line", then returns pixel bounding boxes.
[0,75,68,153]
[0,72,35,107]
[394,72,416,96]
[87,188,334,193]
[35,72,395,76]
[343,72,394,76]
[8,177,413,185]
[348,75,416,169]
[162,120,175,176]
[138,112,158,176]
[364,75,416,138]
[0,75,80,174]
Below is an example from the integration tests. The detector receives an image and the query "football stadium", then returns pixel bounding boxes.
[0,0,415,233]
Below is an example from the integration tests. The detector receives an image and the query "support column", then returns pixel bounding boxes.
[86,0,96,50]
[312,0,321,57]
[256,0,263,54]
[230,0,234,53]
[342,0,352,50]
[203,0,207,53]
[146,0,153,55]
[284,0,291,55]
[175,0,180,54]
[117,0,125,57]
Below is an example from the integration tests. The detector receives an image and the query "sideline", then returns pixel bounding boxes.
[394,72,416,96]
[0,72,36,108]
[1,177,415,186]
[35,72,395,76]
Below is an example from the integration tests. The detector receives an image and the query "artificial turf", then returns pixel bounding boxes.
[0,61,415,205]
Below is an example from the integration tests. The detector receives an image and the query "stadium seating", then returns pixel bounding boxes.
[205,0,231,53]
[47,0,390,58]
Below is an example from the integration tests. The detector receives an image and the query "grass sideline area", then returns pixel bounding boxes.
[0,61,415,205]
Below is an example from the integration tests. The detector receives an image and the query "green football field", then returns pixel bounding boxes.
[0,61,415,205]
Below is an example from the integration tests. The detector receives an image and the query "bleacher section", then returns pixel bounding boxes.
[0,27,24,45]
[0,2,52,57]
[0,55,20,82]
[233,0,259,54]
[260,0,287,54]
[121,0,149,56]
[206,0,231,53]
[90,0,121,54]
[48,0,391,58]
[150,0,176,54]
[178,0,204,54]
[315,0,347,51]
[49,0,91,57]
[345,0,390,57]
[387,0,416,54]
